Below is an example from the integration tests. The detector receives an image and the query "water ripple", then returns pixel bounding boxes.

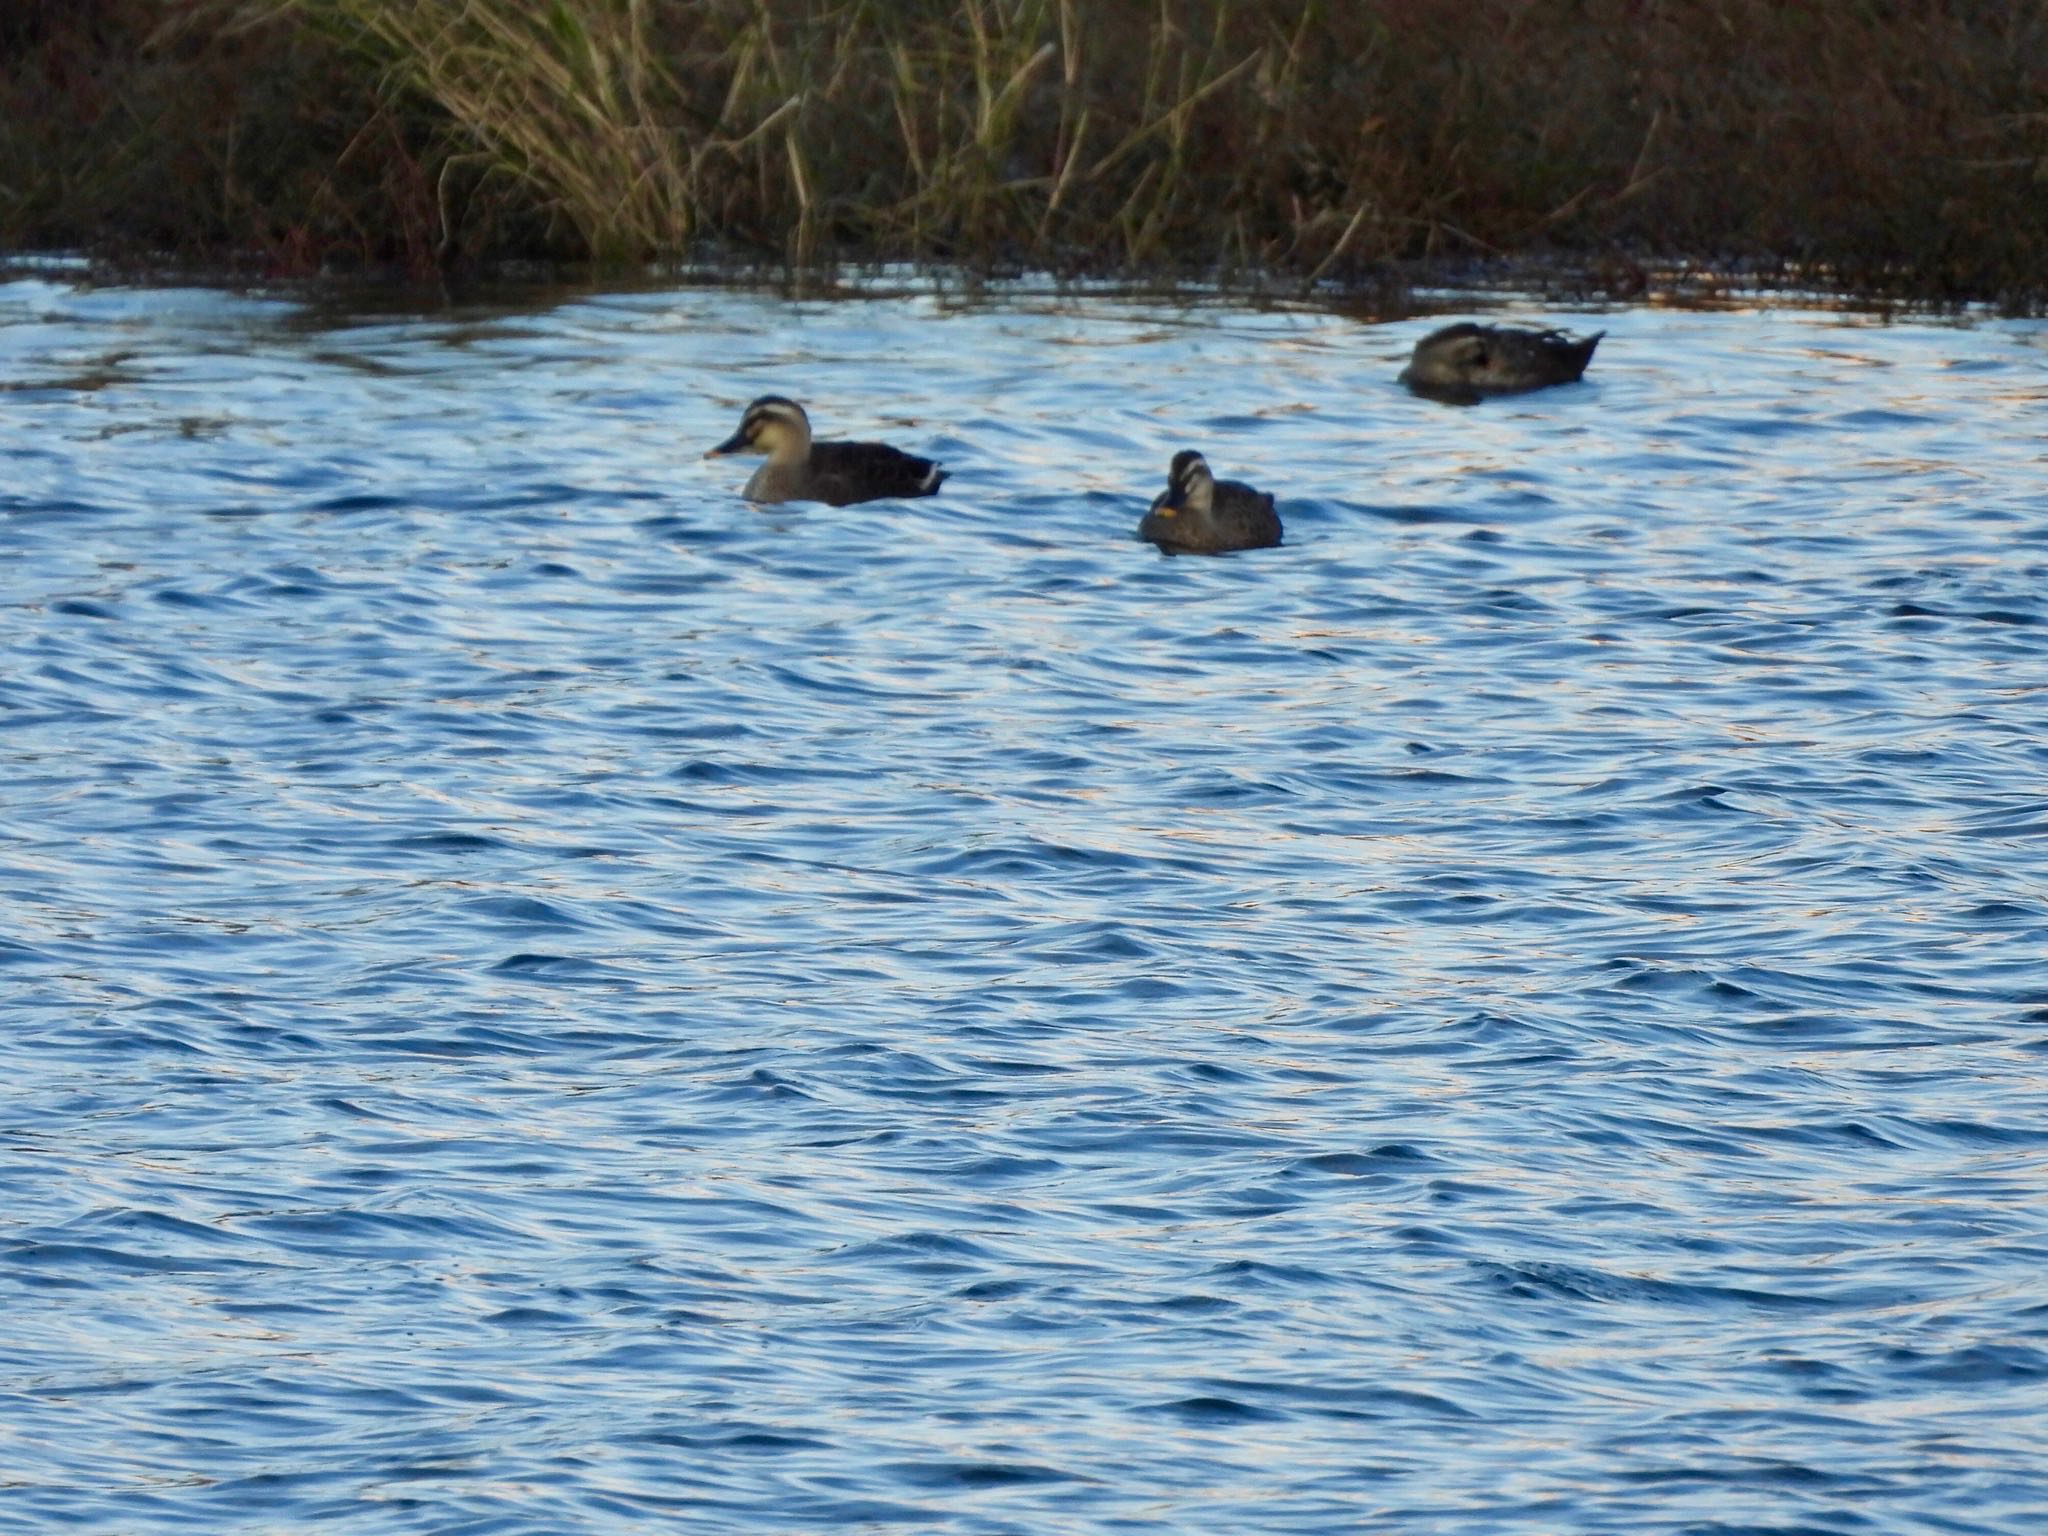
[2,277,2045,1533]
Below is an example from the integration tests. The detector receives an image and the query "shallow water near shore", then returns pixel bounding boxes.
[3,276,2047,1534]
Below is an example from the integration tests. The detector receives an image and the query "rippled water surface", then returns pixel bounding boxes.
[4,276,2047,1534]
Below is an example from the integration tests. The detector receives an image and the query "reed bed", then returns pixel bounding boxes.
[6,0,2048,304]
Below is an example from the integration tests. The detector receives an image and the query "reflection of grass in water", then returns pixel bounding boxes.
[6,0,2048,305]
[0,347,142,394]
[2,371,136,394]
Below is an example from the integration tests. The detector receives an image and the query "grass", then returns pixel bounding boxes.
[5,0,2048,305]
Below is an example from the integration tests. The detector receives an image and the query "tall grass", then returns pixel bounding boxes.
[238,0,705,261]
[8,0,2048,303]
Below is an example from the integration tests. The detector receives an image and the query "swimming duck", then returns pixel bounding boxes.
[1398,322,1603,403]
[706,395,947,505]
[1138,450,1282,555]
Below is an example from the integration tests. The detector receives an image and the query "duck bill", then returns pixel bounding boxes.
[704,429,750,458]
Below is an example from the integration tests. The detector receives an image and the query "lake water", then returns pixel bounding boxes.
[3,274,2046,1534]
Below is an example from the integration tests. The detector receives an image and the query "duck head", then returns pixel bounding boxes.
[1150,449,1216,520]
[1404,324,1494,390]
[707,395,813,461]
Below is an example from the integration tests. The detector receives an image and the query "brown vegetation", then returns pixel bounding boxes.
[5,0,2047,304]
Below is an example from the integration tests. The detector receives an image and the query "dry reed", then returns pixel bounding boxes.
[7,0,2048,304]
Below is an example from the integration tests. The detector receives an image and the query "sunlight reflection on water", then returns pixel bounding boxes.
[2,275,2046,1534]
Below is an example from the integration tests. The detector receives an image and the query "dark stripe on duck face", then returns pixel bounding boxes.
[1161,450,1214,515]
[708,396,810,457]
[744,396,807,431]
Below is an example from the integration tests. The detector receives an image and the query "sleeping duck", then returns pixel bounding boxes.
[1399,323,1603,404]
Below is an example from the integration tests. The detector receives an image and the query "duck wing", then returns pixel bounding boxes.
[1215,481,1283,550]
[1400,322,1601,400]
[1141,483,1282,554]
[1491,326,1603,385]
[1531,327,1603,380]
[807,441,947,506]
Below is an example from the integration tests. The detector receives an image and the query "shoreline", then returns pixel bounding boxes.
[3,249,2029,322]
[7,2,2046,314]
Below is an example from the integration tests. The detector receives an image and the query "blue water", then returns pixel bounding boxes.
[3,275,2047,1534]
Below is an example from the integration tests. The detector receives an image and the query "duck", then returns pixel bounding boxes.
[1138,450,1282,555]
[705,395,947,505]
[1398,322,1603,403]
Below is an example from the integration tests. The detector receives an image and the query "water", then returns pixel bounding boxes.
[3,275,2046,1534]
